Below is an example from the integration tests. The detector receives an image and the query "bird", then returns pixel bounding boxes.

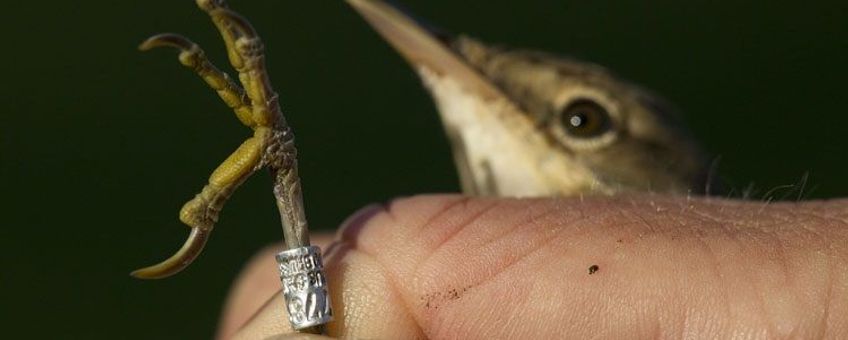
[347,0,712,197]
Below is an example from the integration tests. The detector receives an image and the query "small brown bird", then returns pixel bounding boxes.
[348,0,711,197]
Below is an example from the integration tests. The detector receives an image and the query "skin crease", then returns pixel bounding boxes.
[217,195,848,339]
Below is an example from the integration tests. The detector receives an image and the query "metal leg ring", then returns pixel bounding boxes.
[276,246,333,330]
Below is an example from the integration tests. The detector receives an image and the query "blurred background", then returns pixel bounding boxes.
[1,0,846,338]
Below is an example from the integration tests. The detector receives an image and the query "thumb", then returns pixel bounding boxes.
[228,194,848,339]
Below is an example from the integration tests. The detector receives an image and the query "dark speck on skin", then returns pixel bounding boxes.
[422,286,471,310]
[588,265,600,275]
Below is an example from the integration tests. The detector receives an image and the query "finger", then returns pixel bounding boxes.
[217,234,336,340]
[232,194,848,338]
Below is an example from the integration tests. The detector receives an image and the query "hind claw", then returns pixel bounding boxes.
[130,228,210,279]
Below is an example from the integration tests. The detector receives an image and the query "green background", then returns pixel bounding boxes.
[2,0,846,338]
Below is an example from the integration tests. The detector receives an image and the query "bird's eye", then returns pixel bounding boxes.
[559,99,612,138]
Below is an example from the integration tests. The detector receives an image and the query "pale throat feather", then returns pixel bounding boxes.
[417,66,606,197]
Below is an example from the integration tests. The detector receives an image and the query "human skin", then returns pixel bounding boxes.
[217,194,848,339]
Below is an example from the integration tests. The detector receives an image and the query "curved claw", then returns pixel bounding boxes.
[210,9,259,39]
[139,33,197,52]
[130,228,210,279]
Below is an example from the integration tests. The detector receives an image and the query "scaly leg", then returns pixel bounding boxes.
[198,1,311,248]
[133,0,308,278]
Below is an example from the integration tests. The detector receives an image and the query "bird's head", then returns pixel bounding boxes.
[349,0,710,197]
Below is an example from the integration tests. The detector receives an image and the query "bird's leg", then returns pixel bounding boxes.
[133,0,308,278]
[198,1,312,248]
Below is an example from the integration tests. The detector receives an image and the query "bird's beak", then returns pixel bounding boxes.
[348,0,520,196]
[346,0,503,101]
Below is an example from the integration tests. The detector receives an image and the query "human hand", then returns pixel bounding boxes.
[218,195,848,339]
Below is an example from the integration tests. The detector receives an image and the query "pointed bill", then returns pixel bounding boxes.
[346,0,503,101]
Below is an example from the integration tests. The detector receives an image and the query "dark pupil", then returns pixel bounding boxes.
[561,100,610,138]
